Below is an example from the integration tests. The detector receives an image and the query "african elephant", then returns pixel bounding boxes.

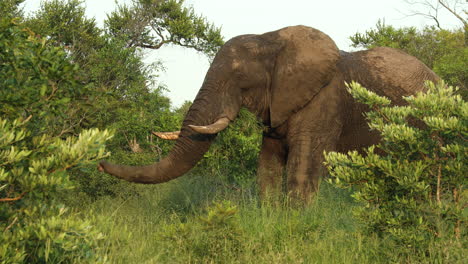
[98,25,439,202]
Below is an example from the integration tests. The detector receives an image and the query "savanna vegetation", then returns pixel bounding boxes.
[1,0,466,263]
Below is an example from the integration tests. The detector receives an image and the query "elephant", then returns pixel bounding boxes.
[98,25,439,202]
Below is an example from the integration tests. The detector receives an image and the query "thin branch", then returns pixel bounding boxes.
[403,0,467,29]
[152,25,166,41]
[4,217,18,232]
[138,41,170,50]
[57,113,88,137]
[22,115,33,124]
[46,80,59,101]
[0,192,27,203]
[436,164,442,204]
[408,11,443,28]
[453,187,461,239]
[438,0,468,27]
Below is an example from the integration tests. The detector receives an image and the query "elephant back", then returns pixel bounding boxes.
[338,47,440,105]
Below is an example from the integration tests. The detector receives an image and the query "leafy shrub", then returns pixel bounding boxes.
[0,15,88,137]
[324,81,466,259]
[197,109,262,187]
[0,118,112,263]
[0,13,113,263]
[158,201,244,263]
[70,149,163,199]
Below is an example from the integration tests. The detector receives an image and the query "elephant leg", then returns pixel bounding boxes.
[284,77,345,203]
[257,136,287,200]
[285,136,326,202]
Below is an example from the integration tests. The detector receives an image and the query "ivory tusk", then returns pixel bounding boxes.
[152,131,181,140]
[188,117,230,134]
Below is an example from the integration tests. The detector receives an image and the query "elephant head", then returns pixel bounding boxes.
[98,25,340,184]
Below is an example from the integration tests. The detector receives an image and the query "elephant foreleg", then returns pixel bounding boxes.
[285,77,344,203]
[286,136,329,203]
[257,136,287,200]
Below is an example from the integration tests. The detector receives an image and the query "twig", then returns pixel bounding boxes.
[138,42,170,50]
[4,217,18,232]
[453,187,461,239]
[372,106,392,123]
[0,192,27,203]
[46,80,58,101]
[436,164,441,204]
[22,115,33,124]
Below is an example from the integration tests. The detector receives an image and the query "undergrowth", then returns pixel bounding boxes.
[73,174,465,264]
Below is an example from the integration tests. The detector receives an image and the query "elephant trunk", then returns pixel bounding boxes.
[99,81,241,184]
[98,136,212,184]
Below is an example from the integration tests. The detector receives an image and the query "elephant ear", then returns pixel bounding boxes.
[269,26,340,128]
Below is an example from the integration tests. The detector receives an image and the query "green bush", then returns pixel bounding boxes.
[196,109,262,187]
[70,149,164,199]
[0,15,88,137]
[0,117,112,263]
[157,201,244,263]
[324,81,467,259]
[0,13,113,262]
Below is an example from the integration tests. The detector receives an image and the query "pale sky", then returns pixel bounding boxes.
[21,0,465,107]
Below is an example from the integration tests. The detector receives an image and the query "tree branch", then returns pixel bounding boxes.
[404,0,467,28]
[138,41,171,50]
[438,0,468,27]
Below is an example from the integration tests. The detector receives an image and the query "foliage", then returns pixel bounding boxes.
[0,12,114,262]
[0,117,112,263]
[23,1,170,139]
[0,15,88,137]
[106,0,224,58]
[0,0,25,18]
[71,149,163,199]
[196,108,262,187]
[350,21,468,98]
[324,81,467,258]
[22,0,223,151]
[158,201,244,262]
[24,0,103,64]
[83,180,467,263]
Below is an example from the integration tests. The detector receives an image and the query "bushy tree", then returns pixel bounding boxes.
[324,81,466,259]
[24,0,223,149]
[24,0,103,64]
[106,0,224,58]
[23,0,169,140]
[0,11,90,137]
[0,0,24,18]
[0,13,112,262]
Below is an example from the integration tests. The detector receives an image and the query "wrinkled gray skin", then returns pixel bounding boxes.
[99,26,439,202]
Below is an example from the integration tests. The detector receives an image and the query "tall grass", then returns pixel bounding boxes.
[75,173,465,263]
